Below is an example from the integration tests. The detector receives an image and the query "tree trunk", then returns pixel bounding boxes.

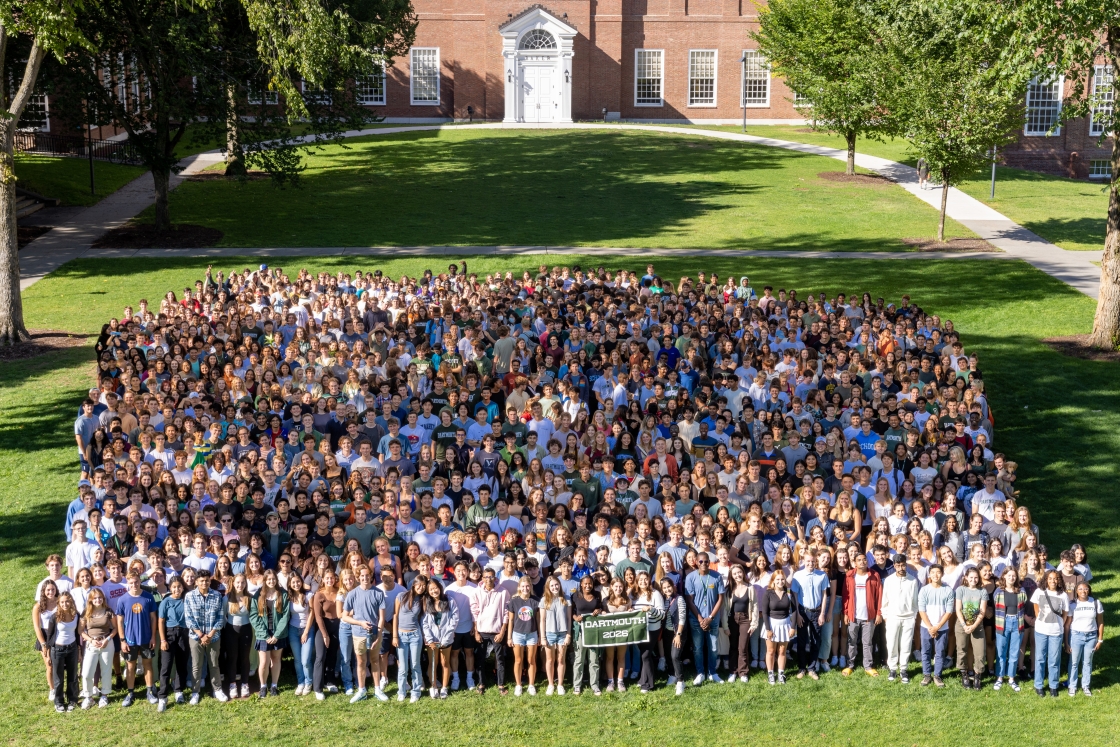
[846,131,856,176]
[225,84,246,177]
[152,167,171,232]
[1089,131,1120,349]
[938,169,949,243]
[0,40,46,347]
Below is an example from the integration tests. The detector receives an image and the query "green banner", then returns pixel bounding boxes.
[579,610,649,647]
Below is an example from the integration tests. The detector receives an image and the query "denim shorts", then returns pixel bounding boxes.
[511,631,539,647]
[545,631,568,646]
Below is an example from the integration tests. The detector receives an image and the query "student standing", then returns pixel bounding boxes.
[80,587,116,709]
[953,567,988,690]
[49,593,82,712]
[992,567,1028,692]
[1067,582,1104,697]
[422,579,459,699]
[250,570,290,698]
[841,553,881,677]
[916,565,954,687]
[1031,569,1069,697]
[115,573,159,707]
[540,575,573,694]
[507,576,540,696]
[184,570,229,704]
[156,578,189,710]
[570,575,604,695]
[685,555,725,685]
[790,553,830,680]
[341,566,389,703]
[881,555,920,683]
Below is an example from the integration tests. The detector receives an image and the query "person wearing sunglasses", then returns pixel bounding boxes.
[684,555,725,686]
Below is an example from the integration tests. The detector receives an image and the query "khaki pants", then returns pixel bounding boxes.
[954,618,985,673]
[189,637,223,693]
[884,616,915,673]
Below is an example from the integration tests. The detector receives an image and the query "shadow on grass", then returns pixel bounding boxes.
[1019,217,1106,252]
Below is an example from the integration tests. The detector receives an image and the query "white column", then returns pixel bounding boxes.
[502,49,518,123]
[559,52,573,123]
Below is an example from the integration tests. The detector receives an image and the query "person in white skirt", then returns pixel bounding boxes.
[760,573,798,685]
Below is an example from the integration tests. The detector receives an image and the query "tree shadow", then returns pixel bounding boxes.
[1018,217,1106,252]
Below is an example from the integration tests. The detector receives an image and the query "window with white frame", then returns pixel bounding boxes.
[247,79,278,105]
[688,50,717,107]
[742,50,770,107]
[1089,160,1111,179]
[357,66,387,106]
[19,93,49,132]
[410,48,440,105]
[1025,76,1062,135]
[1091,65,1114,137]
[635,49,664,106]
[793,90,811,107]
[302,79,332,106]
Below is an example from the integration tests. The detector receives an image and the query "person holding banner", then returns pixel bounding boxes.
[685,555,725,686]
[506,577,539,696]
[538,576,571,695]
[571,575,604,696]
[604,577,633,692]
[631,571,666,693]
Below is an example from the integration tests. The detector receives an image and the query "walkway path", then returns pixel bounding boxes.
[18,123,1102,298]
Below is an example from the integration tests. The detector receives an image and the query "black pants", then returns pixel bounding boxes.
[797,605,823,670]
[159,626,190,698]
[50,644,80,705]
[729,612,753,677]
[478,633,506,687]
[220,623,252,691]
[667,627,685,680]
[313,618,341,692]
[637,628,661,690]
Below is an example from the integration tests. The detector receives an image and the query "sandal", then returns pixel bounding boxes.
[475,682,485,694]
[498,686,508,696]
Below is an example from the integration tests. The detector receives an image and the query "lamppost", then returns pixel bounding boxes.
[740,53,747,133]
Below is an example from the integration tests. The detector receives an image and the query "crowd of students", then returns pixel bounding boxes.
[34,261,1106,713]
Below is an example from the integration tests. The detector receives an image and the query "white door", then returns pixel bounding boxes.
[521,66,554,122]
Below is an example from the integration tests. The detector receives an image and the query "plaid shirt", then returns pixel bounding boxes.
[184,589,225,640]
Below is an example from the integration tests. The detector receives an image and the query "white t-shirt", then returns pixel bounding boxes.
[444,582,478,634]
[854,574,869,621]
[1031,589,1069,637]
[36,575,74,602]
[66,540,97,572]
[1069,597,1103,634]
[414,530,451,556]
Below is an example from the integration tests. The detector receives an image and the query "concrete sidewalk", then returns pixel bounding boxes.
[17,123,1103,297]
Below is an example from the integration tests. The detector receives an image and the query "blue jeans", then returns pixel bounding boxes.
[289,624,314,687]
[920,626,948,676]
[337,624,354,691]
[1069,631,1097,690]
[689,616,719,677]
[625,644,640,674]
[994,619,1021,679]
[1033,631,1062,690]
[396,629,423,696]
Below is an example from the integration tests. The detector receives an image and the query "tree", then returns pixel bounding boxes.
[870,0,1029,241]
[753,0,894,175]
[0,0,85,346]
[1005,1,1119,348]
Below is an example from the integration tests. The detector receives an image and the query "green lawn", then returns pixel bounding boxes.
[956,166,1110,252]
[4,254,1118,746]
[136,128,972,250]
[682,124,1110,254]
[14,153,148,206]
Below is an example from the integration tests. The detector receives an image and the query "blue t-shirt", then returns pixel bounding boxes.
[790,569,831,609]
[343,585,386,635]
[684,570,725,618]
[158,595,186,628]
[115,591,157,645]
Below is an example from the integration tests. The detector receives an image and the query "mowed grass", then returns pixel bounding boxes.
[4,255,1118,746]
[134,128,973,250]
[685,124,1111,253]
[14,153,148,206]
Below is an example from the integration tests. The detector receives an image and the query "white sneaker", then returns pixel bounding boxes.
[174,691,184,704]
[527,685,537,696]
[430,687,438,700]
[373,688,389,702]
[409,692,420,704]
[667,676,677,685]
[546,685,555,696]
[156,698,166,712]
[98,696,109,708]
[397,691,407,702]
[213,688,229,703]
[315,691,325,701]
[326,684,339,694]
[240,685,250,699]
[466,673,476,690]
[675,681,685,696]
[81,697,92,710]
[710,674,724,684]
[379,676,387,690]
[727,674,737,683]
[693,674,704,685]
[345,688,354,696]
[557,685,566,695]
[293,684,304,696]
[350,689,367,703]
[451,673,460,691]
[515,685,523,697]
[189,693,200,705]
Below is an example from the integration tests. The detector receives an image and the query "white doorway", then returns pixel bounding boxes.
[521,65,556,123]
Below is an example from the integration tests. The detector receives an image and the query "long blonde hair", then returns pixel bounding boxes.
[227,573,249,615]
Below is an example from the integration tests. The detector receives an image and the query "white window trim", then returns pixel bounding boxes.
[741,50,771,108]
[1088,160,1111,179]
[247,79,279,106]
[1090,64,1114,137]
[1024,74,1063,137]
[634,48,665,108]
[410,47,440,106]
[687,49,718,108]
[357,67,387,107]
